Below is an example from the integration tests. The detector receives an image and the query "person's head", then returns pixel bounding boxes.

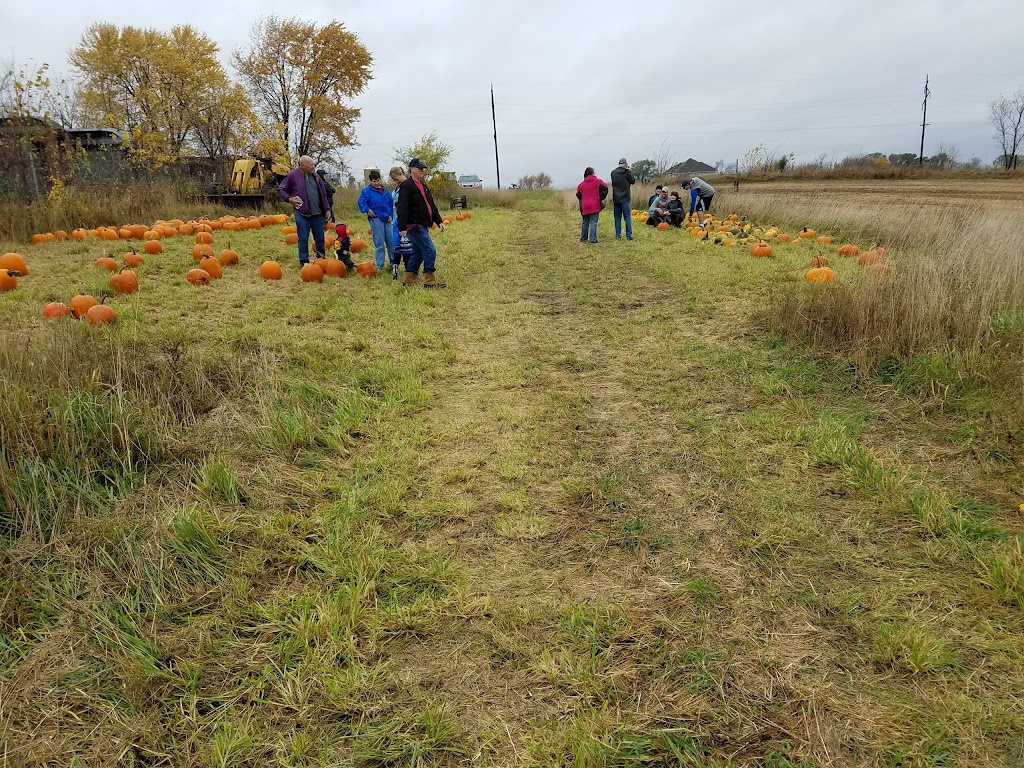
[618,158,628,167]
[389,165,406,184]
[315,169,326,179]
[670,191,680,201]
[368,169,383,188]
[408,158,427,181]
[659,189,669,199]
[583,167,595,178]
[655,184,663,192]
[681,178,692,189]
[299,155,315,175]
[335,223,348,238]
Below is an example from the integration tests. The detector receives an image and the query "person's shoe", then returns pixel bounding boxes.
[423,271,446,288]
[391,263,399,280]
[403,271,418,287]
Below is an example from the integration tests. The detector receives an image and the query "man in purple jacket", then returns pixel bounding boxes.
[278,156,333,265]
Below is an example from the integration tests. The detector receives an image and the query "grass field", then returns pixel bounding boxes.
[1,184,1023,767]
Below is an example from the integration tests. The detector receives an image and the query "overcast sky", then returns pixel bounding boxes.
[3,0,1022,187]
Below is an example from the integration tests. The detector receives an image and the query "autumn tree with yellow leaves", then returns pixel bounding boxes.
[232,16,373,165]
[70,24,256,166]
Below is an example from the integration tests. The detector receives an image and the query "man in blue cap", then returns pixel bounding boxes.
[395,158,446,287]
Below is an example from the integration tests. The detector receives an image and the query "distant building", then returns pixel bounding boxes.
[664,158,718,177]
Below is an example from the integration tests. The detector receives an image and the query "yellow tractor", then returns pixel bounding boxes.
[206,157,291,207]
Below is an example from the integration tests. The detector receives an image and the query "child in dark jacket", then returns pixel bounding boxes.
[334,224,357,271]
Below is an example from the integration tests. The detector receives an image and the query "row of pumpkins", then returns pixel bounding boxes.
[7,211,475,323]
[644,212,890,283]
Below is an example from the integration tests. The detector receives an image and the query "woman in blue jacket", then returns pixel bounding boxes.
[357,169,397,271]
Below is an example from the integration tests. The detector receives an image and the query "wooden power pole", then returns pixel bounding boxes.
[919,75,930,166]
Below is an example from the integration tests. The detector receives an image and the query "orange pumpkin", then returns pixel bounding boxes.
[85,302,117,325]
[109,268,139,294]
[123,250,145,267]
[186,268,211,285]
[810,254,830,268]
[95,256,118,271]
[857,250,882,266]
[70,293,98,318]
[285,233,299,245]
[195,232,213,245]
[198,256,223,279]
[219,246,238,266]
[799,227,816,239]
[143,239,163,255]
[300,262,325,282]
[192,244,214,261]
[838,244,860,257]
[350,238,367,253]
[816,235,833,245]
[355,262,377,277]
[0,269,18,291]
[656,222,670,231]
[0,252,28,275]
[775,234,791,243]
[43,301,72,318]
[72,228,88,241]
[259,261,283,280]
[751,241,772,258]
[322,258,347,277]
[805,266,835,283]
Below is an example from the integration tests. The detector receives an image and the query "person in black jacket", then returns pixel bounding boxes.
[395,158,446,287]
[610,158,635,240]
[315,169,336,220]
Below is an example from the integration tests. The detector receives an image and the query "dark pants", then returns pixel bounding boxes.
[295,212,326,264]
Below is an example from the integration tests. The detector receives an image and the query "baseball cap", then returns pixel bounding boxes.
[408,158,427,170]
[618,158,628,165]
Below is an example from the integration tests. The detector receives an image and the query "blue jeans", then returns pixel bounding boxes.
[368,216,396,269]
[613,202,633,239]
[405,225,437,273]
[295,212,326,264]
[580,212,599,243]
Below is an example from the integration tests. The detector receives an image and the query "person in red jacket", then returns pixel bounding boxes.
[575,167,609,243]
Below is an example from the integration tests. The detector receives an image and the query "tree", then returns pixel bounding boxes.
[0,60,51,121]
[233,16,372,165]
[631,159,656,183]
[189,84,260,160]
[70,24,241,166]
[989,87,1024,170]
[652,138,674,175]
[516,173,552,191]
[393,132,457,199]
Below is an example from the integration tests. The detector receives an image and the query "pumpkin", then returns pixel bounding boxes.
[85,301,117,325]
[43,301,72,318]
[805,266,835,283]
[868,263,891,277]
[109,268,139,294]
[123,250,145,267]
[178,224,194,236]
[322,258,347,277]
[186,268,211,285]
[259,261,283,280]
[355,262,377,277]
[810,254,830,268]
[53,230,69,240]
[95,256,118,271]
[192,244,214,261]
[198,256,223,279]
[129,225,148,239]
[816,235,833,245]
[300,262,324,282]
[118,227,133,240]
[775,234,791,243]
[838,244,860,257]
[142,229,161,241]
[463,212,472,219]
[72,228,88,241]
[282,225,297,235]
[31,233,47,244]
[350,238,367,253]
[751,241,772,258]
[143,239,163,255]
[0,269,18,291]
[656,222,670,231]
[455,213,465,221]
[219,246,238,266]
[195,232,213,245]
[0,253,28,275]
[285,233,299,245]
[799,227,816,239]
[857,250,882,266]
[70,293,98,318]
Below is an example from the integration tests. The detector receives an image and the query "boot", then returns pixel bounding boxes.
[403,271,419,287]
[423,271,446,288]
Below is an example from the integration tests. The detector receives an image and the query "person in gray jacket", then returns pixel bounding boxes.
[681,176,716,228]
[610,158,635,240]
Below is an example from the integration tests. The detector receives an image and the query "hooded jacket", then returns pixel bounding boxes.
[575,174,609,216]
[610,166,635,204]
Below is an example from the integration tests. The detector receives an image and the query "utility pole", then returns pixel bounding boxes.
[491,84,501,190]
[919,75,930,166]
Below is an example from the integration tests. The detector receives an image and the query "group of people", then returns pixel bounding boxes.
[278,155,447,288]
[575,160,717,242]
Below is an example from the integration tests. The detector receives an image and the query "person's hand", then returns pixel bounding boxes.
[438,223,445,232]
[289,196,301,208]
[367,210,376,218]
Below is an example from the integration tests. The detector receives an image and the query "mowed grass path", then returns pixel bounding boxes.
[1,193,1022,767]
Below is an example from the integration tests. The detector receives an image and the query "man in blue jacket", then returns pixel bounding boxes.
[358,169,399,276]
[278,156,333,266]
